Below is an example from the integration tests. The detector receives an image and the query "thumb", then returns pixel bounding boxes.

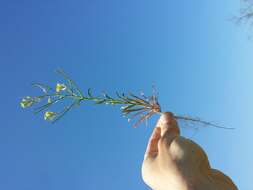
[157,112,180,137]
[144,112,179,160]
[157,112,180,152]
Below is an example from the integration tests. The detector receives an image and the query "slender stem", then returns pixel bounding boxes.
[174,115,234,130]
[52,101,77,123]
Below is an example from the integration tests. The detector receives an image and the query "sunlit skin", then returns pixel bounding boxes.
[142,112,238,190]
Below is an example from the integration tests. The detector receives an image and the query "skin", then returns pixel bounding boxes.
[142,112,238,190]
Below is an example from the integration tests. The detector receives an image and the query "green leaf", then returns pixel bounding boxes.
[122,104,135,110]
[95,99,106,104]
[103,92,112,99]
[87,88,93,97]
[56,69,84,97]
[33,96,65,114]
[32,83,52,94]
[52,101,77,123]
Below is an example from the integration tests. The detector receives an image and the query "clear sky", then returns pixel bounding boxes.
[1,0,253,189]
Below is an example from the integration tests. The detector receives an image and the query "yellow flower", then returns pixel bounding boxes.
[56,83,66,92]
[44,111,57,121]
[48,97,52,103]
[20,96,33,108]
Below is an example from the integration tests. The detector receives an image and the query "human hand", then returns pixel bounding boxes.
[141,112,237,190]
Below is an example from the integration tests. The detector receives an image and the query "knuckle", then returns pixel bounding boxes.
[158,135,170,149]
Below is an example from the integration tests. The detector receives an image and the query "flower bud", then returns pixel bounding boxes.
[20,96,34,108]
[56,83,67,92]
[44,111,57,121]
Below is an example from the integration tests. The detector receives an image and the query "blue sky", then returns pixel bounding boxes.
[1,0,253,189]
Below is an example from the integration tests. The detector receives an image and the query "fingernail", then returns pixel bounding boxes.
[158,112,174,127]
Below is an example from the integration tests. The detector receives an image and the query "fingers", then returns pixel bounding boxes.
[157,112,180,137]
[144,127,161,159]
[157,112,180,155]
[144,112,180,160]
